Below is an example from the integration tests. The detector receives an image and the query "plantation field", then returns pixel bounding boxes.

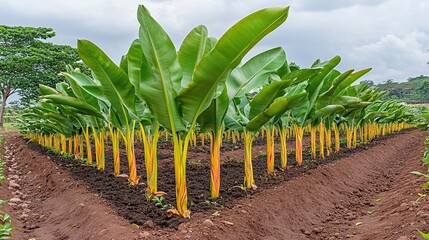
[2,3,426,240]
[1,129,427,239]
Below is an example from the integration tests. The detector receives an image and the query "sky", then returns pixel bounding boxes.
[1,0,429,85]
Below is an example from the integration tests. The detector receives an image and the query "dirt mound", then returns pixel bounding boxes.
[0,134,141,240]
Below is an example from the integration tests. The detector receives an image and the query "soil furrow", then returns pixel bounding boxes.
[0,129,426,239]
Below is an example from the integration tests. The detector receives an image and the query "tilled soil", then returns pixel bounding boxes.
[0,129,427,239]
[0,134,141,240]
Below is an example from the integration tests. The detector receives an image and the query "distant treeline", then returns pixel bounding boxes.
[362,75,429,103]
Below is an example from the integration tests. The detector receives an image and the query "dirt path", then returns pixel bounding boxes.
[0,134,141,240]
[0,130,427,239]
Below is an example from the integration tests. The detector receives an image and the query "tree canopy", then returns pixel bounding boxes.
[0,25,86,126]
[0,26,86,103]
[375,75,429,103]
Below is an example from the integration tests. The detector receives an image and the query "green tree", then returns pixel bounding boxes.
[0,25,85,127]
[361,80,375,86]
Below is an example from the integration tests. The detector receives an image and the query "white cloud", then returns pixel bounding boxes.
[292,0,389,11]
[346,31,429,83]
[0,0,428,84]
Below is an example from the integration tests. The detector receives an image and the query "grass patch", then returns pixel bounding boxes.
[1,123,16,133]
[0,134,14,238]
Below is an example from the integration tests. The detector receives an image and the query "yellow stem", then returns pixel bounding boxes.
[108,126,120,176]
[310,126,316,159]
[73,135,80,158]
[68,137,72,155]
[325,126,331,156]
[200,133,205,147]
[232,131,236,144]
[319,123,325,158]
[295,125,304,166]
[123,122,138,185]
[345,126,352,148]
[173,131,191,218]
[333,124,341,152]
[243,131,255,189]
[140,122,159,194]
[61,134,66,154]
[279,127,288,169]
[210,127,223,198]
[84,126,92,165]
[266,126,275,174]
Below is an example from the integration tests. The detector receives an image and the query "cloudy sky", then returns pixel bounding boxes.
[1,0,428,84]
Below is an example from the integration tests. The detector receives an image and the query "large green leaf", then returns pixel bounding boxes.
[248,79,293,120]
[39,84,59,96]
[77,40,136,126]
[317,70,353,105]
[227,47,286,99]
[306,56,341,100]
[283,68,321,85]
[246,92,307,131]
[334,96,361,106]
[178,25,208,89]
[41,94,103,118]
[178,6,290,126]
[198,47,287,133]
[224,101,247,131]
[273,82,309,123]
[313,105,345,119]
[333,68,371,96]
[299,56,341,125]
[120,54,128,74]
[62,69,106,103]
[56,82,71,96]
[127,39,147,102]
[137,5,185,132]
[197,85,229,133]
[62,71,101,110]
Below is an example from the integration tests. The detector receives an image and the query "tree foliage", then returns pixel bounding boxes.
[0,25,86,105]
[376,75,429,103]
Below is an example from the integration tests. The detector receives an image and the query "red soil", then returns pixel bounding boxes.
[0,129,427,239]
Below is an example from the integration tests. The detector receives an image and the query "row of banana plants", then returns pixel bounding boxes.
[16,5,415,218]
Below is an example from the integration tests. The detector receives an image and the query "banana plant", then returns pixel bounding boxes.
[130,5,290,217]
[59,68,106,166]
[124,39,163,195]
[76,39,144,185]
[15,4,418,223]
[418,110,429,130]
[18,100,84,154]
[266,64,323,171]
[286,56,341,165]
[338,84,388,147]
[310,67,372,157]
[38,83,107,167]
[197,47,287,198]
[225,75,309,188]
[248,66,321,174]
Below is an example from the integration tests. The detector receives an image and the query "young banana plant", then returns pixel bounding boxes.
[76,39,145,185]
[226,75,309,189]
[311,67,372,157]
[130,5,291,217]
[197,47,287,198]
[287,56,341,165]
[267,65,322,170]
[38,83,106,166]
